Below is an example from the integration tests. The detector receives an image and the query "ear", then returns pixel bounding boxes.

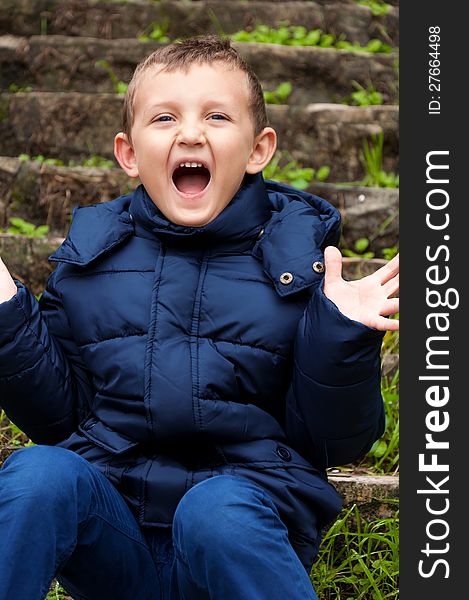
[114,132,139,178]
[246,127,278,175]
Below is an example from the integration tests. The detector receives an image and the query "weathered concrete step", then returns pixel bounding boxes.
[328,474,399,520]
[0,230,393,296]
[0,35,398,105]
[0,232,63,294]
[0,0,398,47]
[0,157,398,253]
[308,181,398,253]
[0,157,132,234]
[0,93,399,182]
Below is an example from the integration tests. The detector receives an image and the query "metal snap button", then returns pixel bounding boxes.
[312,261,325,273]
[257,228,265,239]
[279,272,294,285]
[276,446,292,462]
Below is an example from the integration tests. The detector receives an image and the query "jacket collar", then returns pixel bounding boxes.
[48,195,134,267]
[49,173,340,297]
[129,173,272,250]
[252,179,341,297]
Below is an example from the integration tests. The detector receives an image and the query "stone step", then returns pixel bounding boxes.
[0,232,63,295]
[0,93,399,183]
[0,156,132,234]
[0,34,398,105]
[0,157,398,253]
[0,0,398,47]
[308,181,398,253]
[0,230,392,296]
[327,473,399,520]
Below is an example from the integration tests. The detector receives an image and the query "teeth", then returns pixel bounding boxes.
[179,162,203,168]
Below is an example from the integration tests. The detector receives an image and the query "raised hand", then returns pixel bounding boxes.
[0,256,18,303]
[323,246,399,331]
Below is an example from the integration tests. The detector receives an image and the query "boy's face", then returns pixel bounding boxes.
[115,62,276,227]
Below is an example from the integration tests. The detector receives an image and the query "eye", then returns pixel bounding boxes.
[208,114,227,121]
[154,115,173,122]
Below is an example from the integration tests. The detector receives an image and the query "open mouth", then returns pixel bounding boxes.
[172,163,211,196]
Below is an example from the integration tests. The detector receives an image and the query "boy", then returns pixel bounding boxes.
[0,36,399,599]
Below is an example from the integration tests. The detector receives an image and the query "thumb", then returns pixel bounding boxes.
[324,246,343,284]
[0,256,10,272]
[0,256,18,302]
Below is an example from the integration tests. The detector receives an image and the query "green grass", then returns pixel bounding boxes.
[363,371,399,475]
[264,151,330,190]
[355,0,392,17]
[8,83,33,93]
[360,132,399,188]
[0,217,49,238]
[263,81,293,105]
[311,503,399,599]
[95,59,128,94]
[231,24,393,53]
[18,153,116,169]
[343,81,384,107]
[45,581,72,600]
[381,328,400,358]
[336,132,399,189]
[0,410,32,465]
[341,237,376,260]
[138,20,171,43]
[341,237,399,261]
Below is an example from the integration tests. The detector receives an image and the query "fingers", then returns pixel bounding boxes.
[0,256,13,276]
[375,316,399,331]
[381,298,399,316]
[383,274,399,298]
[324,246,343,283]
[0,257,18,303]
[375,253,399,284]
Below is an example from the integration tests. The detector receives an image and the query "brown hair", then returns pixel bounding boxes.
[122,35,269,142]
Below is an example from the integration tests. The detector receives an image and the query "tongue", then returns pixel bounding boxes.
[176,172,208,194]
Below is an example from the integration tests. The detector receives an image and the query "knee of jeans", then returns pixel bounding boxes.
[173,475,267,553]
[0,445,88,507]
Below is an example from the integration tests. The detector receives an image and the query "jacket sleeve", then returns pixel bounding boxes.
[285,283,385,470]
[0,270,93,444]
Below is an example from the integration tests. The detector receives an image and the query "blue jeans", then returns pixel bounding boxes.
[0,445,317,600]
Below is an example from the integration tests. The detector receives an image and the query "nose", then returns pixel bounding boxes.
[176,120,206,146]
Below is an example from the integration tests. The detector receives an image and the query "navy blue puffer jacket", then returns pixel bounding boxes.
[0,173,384,568]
